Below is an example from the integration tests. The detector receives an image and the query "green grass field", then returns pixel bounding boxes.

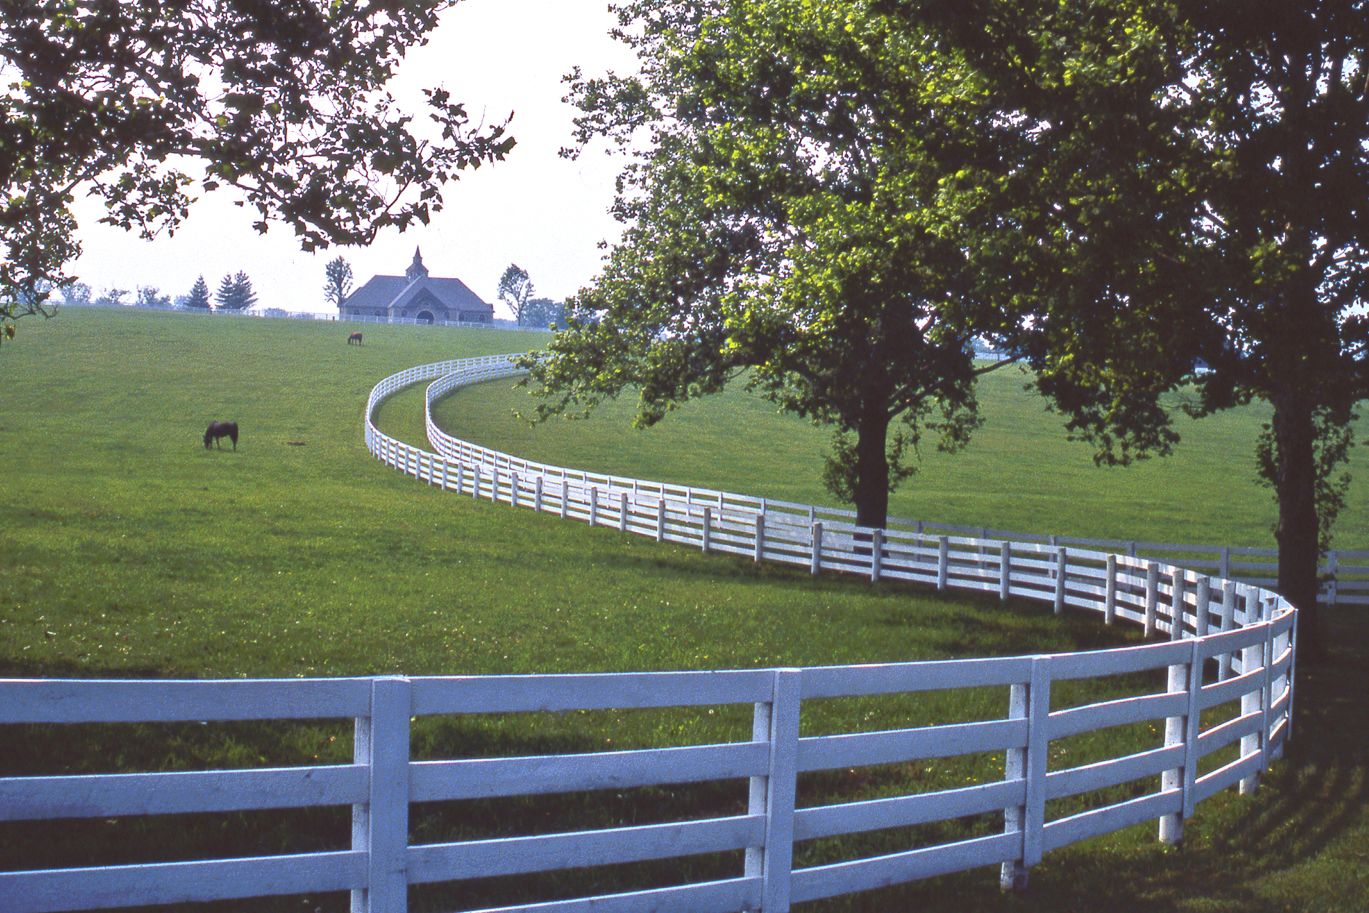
[431,363,1369,548]
[1,307,1365,913]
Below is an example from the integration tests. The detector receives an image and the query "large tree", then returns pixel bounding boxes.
[0,0,514,341]
[525,0,1012,528]
[915,1,1369,640]
[522,297,565,330]
[497,263,534,326]
[323,256,354,310]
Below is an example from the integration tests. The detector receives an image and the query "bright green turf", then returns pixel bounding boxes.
[0,307,1364,913]
[432,368,1369,548]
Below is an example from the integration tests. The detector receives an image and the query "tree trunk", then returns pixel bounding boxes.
[1271,390,1321,651]
[853,407,891,530]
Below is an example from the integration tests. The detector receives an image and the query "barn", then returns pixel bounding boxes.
[339,248,493,324]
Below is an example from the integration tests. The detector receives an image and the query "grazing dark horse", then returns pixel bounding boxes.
[204,420,238,450]
[348,332,363,346]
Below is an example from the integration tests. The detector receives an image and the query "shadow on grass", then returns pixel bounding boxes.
[1,603,1362,912]
[823,609,1369,913]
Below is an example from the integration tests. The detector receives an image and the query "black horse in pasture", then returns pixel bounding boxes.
[348,332,363,346]
[204,420,239,450]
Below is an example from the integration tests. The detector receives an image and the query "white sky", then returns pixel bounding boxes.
[69,0,636,317]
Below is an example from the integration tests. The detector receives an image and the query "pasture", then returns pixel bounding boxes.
[0,307,1366,912]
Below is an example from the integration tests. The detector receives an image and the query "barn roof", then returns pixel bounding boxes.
[341,250,492,315]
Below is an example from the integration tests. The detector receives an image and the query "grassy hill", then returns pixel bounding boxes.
[431,364,1369,549]
[0,306,1365,913]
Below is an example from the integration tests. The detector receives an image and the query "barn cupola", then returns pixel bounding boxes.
[405,246,430,282]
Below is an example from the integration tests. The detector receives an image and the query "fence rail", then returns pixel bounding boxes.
[415,355,1364,605]
[0,355,1300,913]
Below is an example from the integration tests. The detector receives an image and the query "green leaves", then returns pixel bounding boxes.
[1,0,514,326]
[530,0,1007,526]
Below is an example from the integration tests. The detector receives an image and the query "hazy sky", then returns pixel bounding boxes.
[69,0,636,317]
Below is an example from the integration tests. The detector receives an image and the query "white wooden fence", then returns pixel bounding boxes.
[0,356,1300,913]
[414,355,1366,605]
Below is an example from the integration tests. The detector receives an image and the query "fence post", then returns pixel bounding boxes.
[491,467,500,503]
[1144,563,1160,638]
[1000,680,1028,891]
[511,472,520,509]
[871,529,883,582]
[754,513,766,563]
[1104,555,1118,625]
[937,536,949,591]
[1158,642,1191,844]
[1053,547,1067,615]
[1195,577,1211,638]
[1259,603,1275,771]
[1170,571,1186,641]
[439,460,448,492]
[619,492,629,533]
[560,481,569,520]
[1240,588,1263,795]
[352,677,411,913]
[703,507,713,554]
[534,476,543,513]
[1160,639,1203,844]
[747,669,801,913]
[657,498,667,542]
[1327,550,1339,607]
[810,522,822,575]
[1218,581,1237,680]
[1015,658,1051,886]
[998,541,1011,602]
[1219,546,1231,580]
[589,486,598,527]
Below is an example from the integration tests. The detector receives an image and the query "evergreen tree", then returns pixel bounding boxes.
[184,276,211,310]
[215,272,257,311]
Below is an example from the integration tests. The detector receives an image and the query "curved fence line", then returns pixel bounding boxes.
[417,356,1365,605]
[0,356,1298,913]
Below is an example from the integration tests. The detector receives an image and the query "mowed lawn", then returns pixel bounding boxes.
[0,306,1365,913]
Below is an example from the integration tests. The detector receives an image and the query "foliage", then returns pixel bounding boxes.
[135,286,171,309]
[93,287,128,307]
[183,275,212,310]
[215,272,257,311]
[526,0,1012,527]
[61,282,91,307]
[0,0,515,333]
[911,1,1369,624]
[323,255,354,309]
[522,296,565,329]
[497,263,534,325]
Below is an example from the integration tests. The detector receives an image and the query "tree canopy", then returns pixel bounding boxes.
[524,0,1013,527]
[184,275,211,310]
[323,256,354,310]
[909,0,1369,634]
[215,272,257,311]
[497,263,534,325]
[0,0,514,340]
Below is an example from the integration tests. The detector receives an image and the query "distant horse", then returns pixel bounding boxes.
[348,332,364,346]
[204,420,238,450]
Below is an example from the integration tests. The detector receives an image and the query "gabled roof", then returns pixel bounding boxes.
[343,276,412,313]
[342,271,492,315]
[391,276,488,313]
